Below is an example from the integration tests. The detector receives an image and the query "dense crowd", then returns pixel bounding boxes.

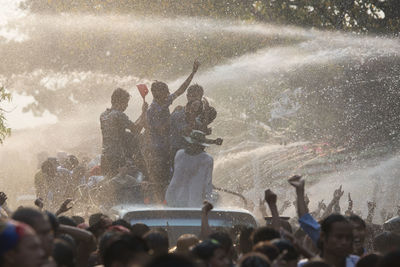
[1,174,400,267]
[2,60,400,266]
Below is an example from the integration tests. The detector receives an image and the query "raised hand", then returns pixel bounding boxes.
[264,189,277,206]
[367,201,376,211]
[141,101,148,113]
[318,200,326,210]
[192,59,201,73]
[259,198,268,217]
[0,192,7,206]
[34,198,44,210]
[202,200,213,215]
[56,198,74,216]
[333,185,344,201]
[288,175,304,189]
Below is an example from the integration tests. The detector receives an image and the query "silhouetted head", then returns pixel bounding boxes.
[187,84,204,102]
[347,214,366,255]
[176,234,199,253]
[151,81,170,104]
[111,88,130,111]
[237,252,271,267]
[320,214,353,259]
[251,227,280,245]
[144,230,169,256]
[373,231,400,254]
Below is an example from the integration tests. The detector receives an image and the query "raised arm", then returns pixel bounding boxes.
[172,60,200,98]
[322,185,344,218]
[265,189,281,231]
[0,192,12,217]
[200,201,213,239]
[288,175,308,218]
[366,201,376,224]
[129,101,148,134]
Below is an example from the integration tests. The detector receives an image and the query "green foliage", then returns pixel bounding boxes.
[0,87,11,144]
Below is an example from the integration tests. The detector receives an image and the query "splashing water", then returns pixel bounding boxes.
[1,8,400,220]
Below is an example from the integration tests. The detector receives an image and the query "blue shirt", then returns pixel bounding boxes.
[170,107,189,156]
[146,94,175,153]
[298,213,321,245]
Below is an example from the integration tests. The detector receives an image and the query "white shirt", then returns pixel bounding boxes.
[166,149,213,207]
[298,255,359,267]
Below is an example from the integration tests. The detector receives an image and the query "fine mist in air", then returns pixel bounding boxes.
[1,5,400,220]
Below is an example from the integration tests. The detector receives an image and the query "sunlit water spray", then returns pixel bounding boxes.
[0,11,400,220]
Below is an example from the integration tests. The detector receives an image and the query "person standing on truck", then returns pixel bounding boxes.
[100,88,148,178]
[165,130,214,207]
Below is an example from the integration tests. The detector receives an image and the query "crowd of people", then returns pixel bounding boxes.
[1,60,400,266]
[1,175,400,267]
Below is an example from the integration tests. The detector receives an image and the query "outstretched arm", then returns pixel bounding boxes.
[366,201,376,224]
[322,185,344,218]
[172,60,200,99]
[129,101,148,134]
[200,201,213,239]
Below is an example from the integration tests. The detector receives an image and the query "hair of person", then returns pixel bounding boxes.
[112,219,132,231]
[320,214,350,237]
[58,234,76,249]
[205,106,217,123]
[208,231,233,253]
[151,81,168,96]
[355,253,382,267]
[145,253,197,267]
[71,216,85,225]
[143,230,169,255]
[41,158,56,173]
[111,88,130,106]
[103,234,149,267]
[131,223,150,237]
[187,84,204,97]
[271,239,299,261]
[252,241,280,262]
[251,227,280,245]
[191,239,222,262]
[377,249,400,267]
[373,232,400,254]
[302,261,333,267]
[176,234,200,253]
[58,216,77,227]
[89,213,106,227]
[348,214,366,229]
[45,211,60,233]
[239,226,255,255]
[12,207,46,227]
[237,252,271,267]
[99,231,122,262]
[53,239,75,267]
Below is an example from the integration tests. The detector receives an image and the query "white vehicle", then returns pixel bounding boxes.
[110,205,258,245]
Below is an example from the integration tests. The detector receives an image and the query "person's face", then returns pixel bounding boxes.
[32,216,54,257]
[187,91,202,102]
[323,221,353,258]
[350,221,366,254]
[186,100,202,117]
[120,98,129,112]
[11,234,46,267]
[209,248,230,267]
[157,88,170,104]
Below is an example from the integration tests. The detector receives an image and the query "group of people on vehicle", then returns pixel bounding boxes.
[100,60,222,206]
[1,175,400,267]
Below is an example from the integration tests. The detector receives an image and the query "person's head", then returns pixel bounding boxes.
[0,220,46,267]
[144,230,169,256]
[57,216,77,227]
[237,252,271,267]
[176,234,200,253]
[52,239,75,267]
[184,130,209,154]
[238,227,254,255]
[131,223,150,237]
[151,81,170,104]
[251,227,280,245]
[145,253,197,267]
[320,214,353,259]
[111,88,130,111]
[356,253,382,267]
[378,249,400,267]
[192,239,229,267]
[103,234,149,267]
[185,100,203,118]
[252,241,280,262]
[383,216,400,234]
[302,261,332,267]
[347,214,367,255]
[209,231,234,263]
[41,158,57,177]
[65,155,79,171]
[71,216,85,225]
[373,231,400,255]
[112,219,132,232]
[204,106,217,125]
[88,213,112,239]
[271,239,299,267]
[187,84,204,102]
[12,208,54,257]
